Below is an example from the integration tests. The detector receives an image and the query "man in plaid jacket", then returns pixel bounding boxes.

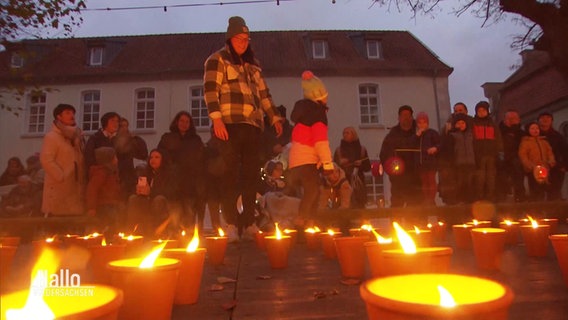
[203,16,282,241]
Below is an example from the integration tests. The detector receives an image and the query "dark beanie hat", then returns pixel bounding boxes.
[537,111,553,120]
[475,101,490,113]
[226,16,249,40]
[398,105,413,115]
[53,103,76,118]
[452,113,470,127]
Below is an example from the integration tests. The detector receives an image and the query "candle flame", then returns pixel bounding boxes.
[284,229,294,234]
[360,224,373,231]
[472,219,479,225]
[140,242,167,268]
[186,225,200,252]
[305,227,316,234]
[393,222,416,254]
[6,249,58,319]
[327,229,335,236]
[275,223,282,240]
[438,221,444,226]
[438,285,456,308]
[527,215,538,228]
[371,229,393,244]
[126,235,134,241]
[504,219,512,226]
[427,223,433,229]
[181,230,186,237]
[413,226,420,234]
[45,236,55,243]
[218,228,225,237]
[101,237,107,246]
[118,232,125,238]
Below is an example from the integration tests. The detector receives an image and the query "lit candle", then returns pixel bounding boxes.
[113,234,144,258]
[31,236,61,260]
[360,274,514,319]
[499,220,520,245]
[427,221,447,242]
[151,239,180,249]
[162,225,207,305]
[2,248,124,320]
[264,223,291,269]
[470,228,506,270]
[452,224,473,250]
[466,220,492,228]
[334,236,368,279]
[321,229,342,259]
[379,223,453,277]
[304,226,322,250]
[67,232,103,247]
[107,243,180,320]
[519,216,550,257]
[407,226,433,247]
[205,227,228,266]
[365,230,396,278]
[549,234,568,287]
[87,238,126,284]
[283,228,298,246]
[539,218,558,235]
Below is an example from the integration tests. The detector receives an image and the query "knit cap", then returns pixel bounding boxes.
[452,113,469,127]
[94,147,116,167]
[475,101,490,113]
[415,112,429,123]
[301,70,328,102]
[226,16,249,40]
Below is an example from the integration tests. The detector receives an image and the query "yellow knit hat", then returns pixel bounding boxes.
[301,70,328,102]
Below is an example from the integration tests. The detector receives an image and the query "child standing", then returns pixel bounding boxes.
[471,101,502,201]
[414,112,440,205]
[445,114,476,204]
[287,70,334,227]
[518,122,556,201]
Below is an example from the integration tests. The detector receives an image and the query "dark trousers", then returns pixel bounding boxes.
[214,123,261,232]
[286,164,321,220]
[548,167,566,201]
[475,155,497,201]
[389,170,422,207]
[496,158,526,202]
[455,164,476,203]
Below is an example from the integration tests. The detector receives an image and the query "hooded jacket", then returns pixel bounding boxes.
[518,136,556,173]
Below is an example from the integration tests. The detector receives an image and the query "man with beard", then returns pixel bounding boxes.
[379,105,422,207]
[497,109,526,202]
[40,104,85,216]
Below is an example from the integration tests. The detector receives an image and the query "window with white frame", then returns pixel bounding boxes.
[25,92,46,134]
[312,40,328,59]
[135,88,155,129]
[81,90,100,132]
[366,40,381,59]
[89,47,104,66]
[11,53,24,68]
[189,87,210,128]
[359,84,380,124]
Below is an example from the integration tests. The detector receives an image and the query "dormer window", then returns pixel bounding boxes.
[366,40,381,59]
[312,40,328,59]
[89,47,104,66]
[11,53,24,68]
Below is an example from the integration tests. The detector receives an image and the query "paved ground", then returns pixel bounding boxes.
[3,221,568,319]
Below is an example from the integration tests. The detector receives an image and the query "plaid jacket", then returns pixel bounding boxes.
[203,46,280,129]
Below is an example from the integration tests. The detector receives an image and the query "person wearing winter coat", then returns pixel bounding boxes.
[85,147,123,234]
[287,70,334,227]
[496,109,526,202]
[471,101,503,201]
[319,163,353,210]
[443,113,476,204]
[538,112,568,201]
[40,104,85,216]
[414,112,440,205]
[518,122,556,201]
[0,175,42,217]
[84,112,120,172]
[114,117,148,198]
[0,157,26,186]
[333,126,371,208]
[158,111,206,230]
[127,149,178,237]
[379,105,422,207]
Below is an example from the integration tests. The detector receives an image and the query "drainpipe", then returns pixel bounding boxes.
[432,69,441,130]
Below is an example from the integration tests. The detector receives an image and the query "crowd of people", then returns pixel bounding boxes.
[380,101,568,208]
[1,16,567,242]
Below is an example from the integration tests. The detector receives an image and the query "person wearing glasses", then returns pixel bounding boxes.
[203,16,283,241]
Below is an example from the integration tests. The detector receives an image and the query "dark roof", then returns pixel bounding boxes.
[0,30,452,85]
